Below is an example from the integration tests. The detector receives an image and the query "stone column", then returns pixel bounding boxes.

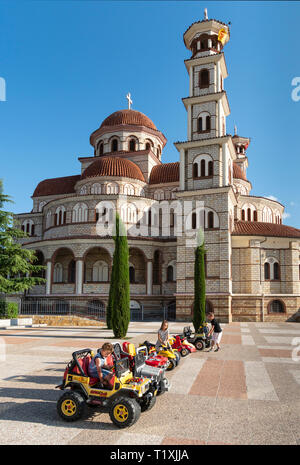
[187,105,192,140]
[147,261,153,295]
[189,66,193,97]
[76,259,84,295]
[46,261,52,295]
[180,148,185,191]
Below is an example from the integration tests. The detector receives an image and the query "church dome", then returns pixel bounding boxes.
[81,156,145,182]
[100,109,157,131]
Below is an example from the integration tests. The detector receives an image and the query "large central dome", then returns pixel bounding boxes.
[100,109,157,131]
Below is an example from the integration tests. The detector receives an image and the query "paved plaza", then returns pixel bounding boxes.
[0,321,299,445]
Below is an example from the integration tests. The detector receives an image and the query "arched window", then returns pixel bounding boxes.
[206,115,211,131]
[264,262,270,280]
[72,203,88,223]
[121,203,137,224]
[55,206,66,226]
[268,300,285,314]
[253,210,258,222]
[129,139,136,151]
[192,212,197,230]
[92,260,108,282]
[193,163,198,178]
[247,208,251,221]
[22,219,35,236]
[129,266,135,284]
[91,183,101,195]
[111,139,118,152]
[107,183,119,195]
[145,142,151,150]
[262,206,273,223]
[193,154,213,179]
[97,140,104,156]
[53,263,63,283]
[207,211,214,229]
[197,112,211,133]
[167,265,174,282]
[264,258,280,281]
[241,209,245,221]
[198,118,203,132]
[273,262,280,280]
[123,184,134,196]
[200,159,206,177]
[199,69,209,88]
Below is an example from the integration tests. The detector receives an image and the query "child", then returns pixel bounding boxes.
[88,342,114,387]
[155,320,169,351]
[207,312,222,352]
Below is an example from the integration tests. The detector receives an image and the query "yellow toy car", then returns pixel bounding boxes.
[56,348,157,428]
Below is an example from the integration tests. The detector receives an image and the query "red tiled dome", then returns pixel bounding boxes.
[32,175,81,197]
[149,162,179,184]
[100,109,157,131]
[233,221,300,238]
[81,157,145,182]
[233,162,247,181]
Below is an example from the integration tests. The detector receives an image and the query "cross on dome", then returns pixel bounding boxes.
[126,92,133,110]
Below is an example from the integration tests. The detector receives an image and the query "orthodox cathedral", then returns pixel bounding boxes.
[16,12,300,322]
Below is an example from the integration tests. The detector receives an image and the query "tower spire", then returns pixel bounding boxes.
[204,8,208,20]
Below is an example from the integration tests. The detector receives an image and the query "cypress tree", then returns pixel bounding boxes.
[110,214,130,338]
[193,229,206,332]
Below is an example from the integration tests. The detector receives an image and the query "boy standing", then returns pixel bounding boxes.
[207,312,222,352]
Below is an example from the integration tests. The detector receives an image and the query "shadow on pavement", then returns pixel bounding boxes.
[0,399,119,431]
[3,374,62,385]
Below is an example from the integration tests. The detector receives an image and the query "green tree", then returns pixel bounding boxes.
[110,213,130,338]
[193,228,206,332]
[0,180,45,294]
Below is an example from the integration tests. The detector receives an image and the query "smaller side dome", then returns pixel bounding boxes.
[149,162,179,184]
[81,156,145,182]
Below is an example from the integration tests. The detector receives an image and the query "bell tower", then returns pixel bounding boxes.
[175,9,235,191]
[174,10,236,323]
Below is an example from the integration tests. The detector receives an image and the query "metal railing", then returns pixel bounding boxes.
[20,299,106,321]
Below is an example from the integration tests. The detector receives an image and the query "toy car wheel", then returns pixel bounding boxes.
[109,397,141,428]
[140,394,157,412]
[181,348,189,357]
[166,358,176,371]
[57,391,86,422]
[194,339,205,351]
[174,351,181,363]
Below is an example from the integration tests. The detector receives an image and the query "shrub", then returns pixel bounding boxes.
[0,300,19,319]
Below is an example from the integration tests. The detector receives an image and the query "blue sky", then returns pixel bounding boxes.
[0,1,299,227]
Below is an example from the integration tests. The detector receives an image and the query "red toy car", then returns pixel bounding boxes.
[169,335,196,357]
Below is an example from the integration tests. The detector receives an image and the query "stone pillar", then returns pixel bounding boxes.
[76,259,84,295]
[180,148,185,191]
[222,142,227,186]
[187,105,192,140]
[46,261,52,295]
[147,261,153,295]
[189,66,193,97]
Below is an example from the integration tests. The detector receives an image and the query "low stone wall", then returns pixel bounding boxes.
[18,315,106,327]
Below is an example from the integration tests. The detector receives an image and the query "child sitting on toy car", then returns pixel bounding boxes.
[88,342,114,388]
[155,320,170,351]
